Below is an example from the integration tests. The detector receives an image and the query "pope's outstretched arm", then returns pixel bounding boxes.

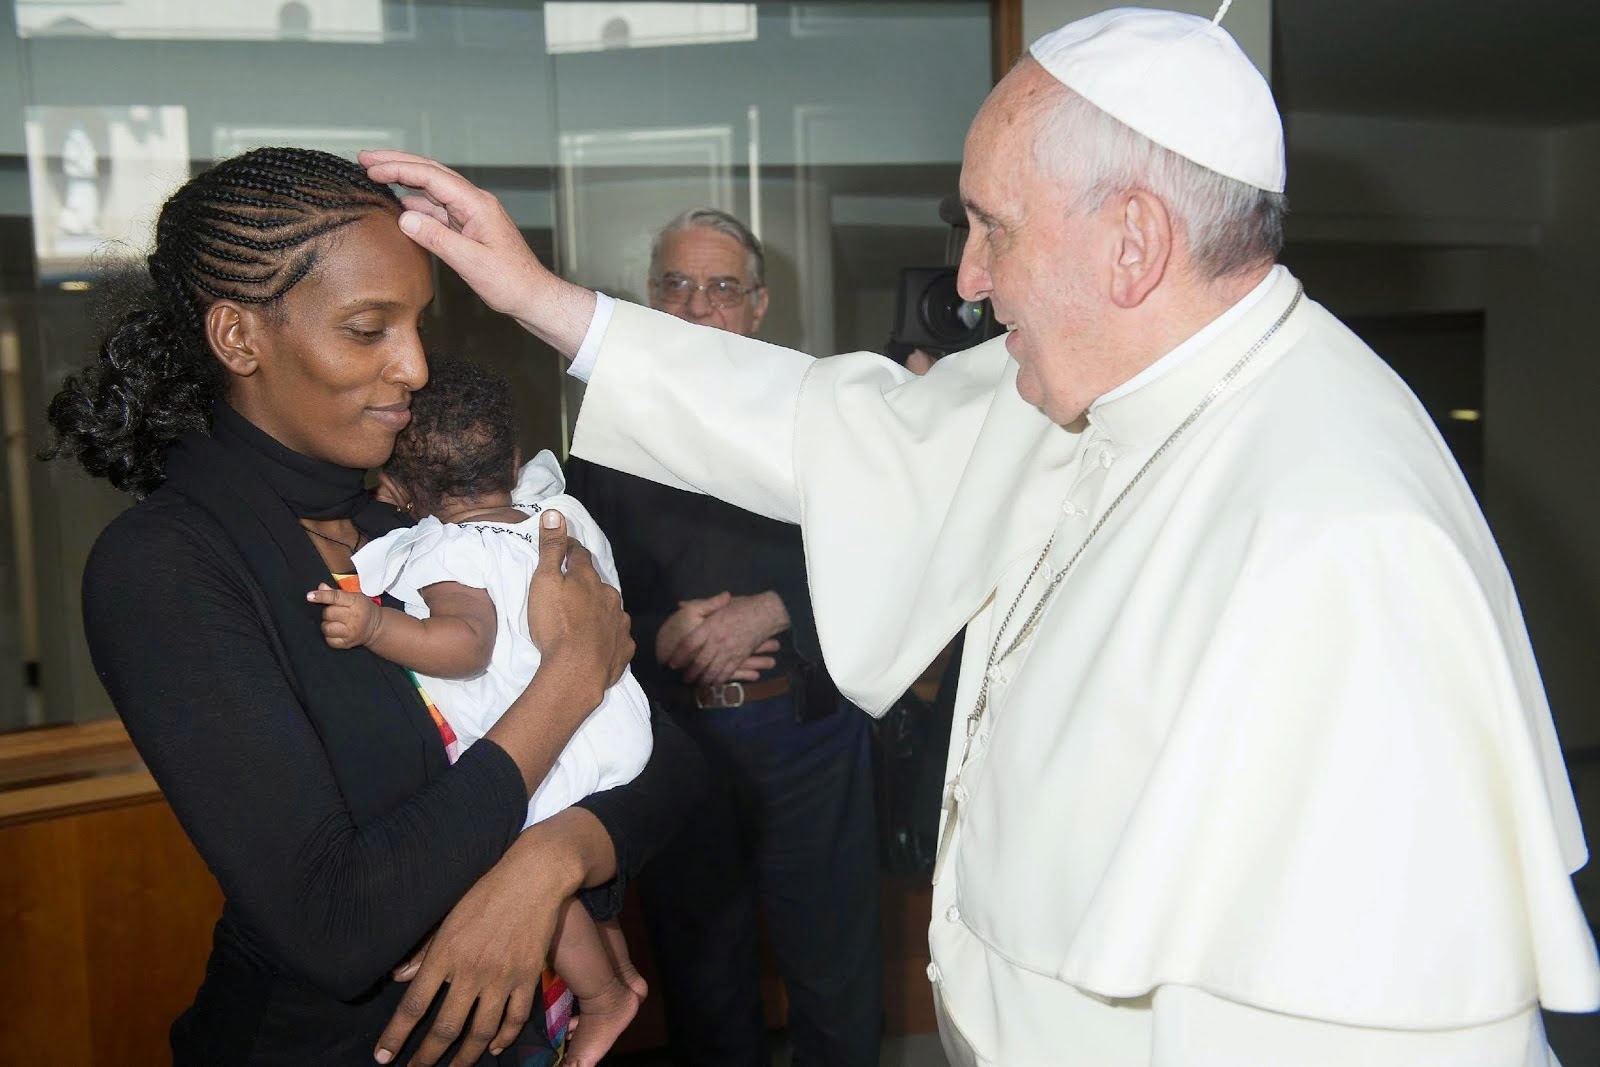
[361,151,1045,714]
[361,149,815,522]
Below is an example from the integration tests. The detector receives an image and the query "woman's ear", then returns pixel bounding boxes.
[205,301,261,378]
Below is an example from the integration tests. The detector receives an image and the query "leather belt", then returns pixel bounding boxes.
[683,675,790,709]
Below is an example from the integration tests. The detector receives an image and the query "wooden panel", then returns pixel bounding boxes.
[80,802,223,1063]
[0,798,221,1067]
[0,816,93,1065]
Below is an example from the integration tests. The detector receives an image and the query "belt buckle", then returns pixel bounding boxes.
[697,681,746,709]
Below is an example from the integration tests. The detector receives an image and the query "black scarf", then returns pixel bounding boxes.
[162,403,447,821]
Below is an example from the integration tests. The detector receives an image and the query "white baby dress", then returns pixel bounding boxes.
[353,451,653,827]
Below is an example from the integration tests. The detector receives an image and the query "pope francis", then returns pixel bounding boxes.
[363,6,1600,1064]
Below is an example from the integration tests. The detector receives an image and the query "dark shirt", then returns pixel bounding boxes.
[82,487,702,1066]
[564,456,822,701]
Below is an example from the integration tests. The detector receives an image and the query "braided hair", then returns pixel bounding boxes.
[44,147,401,496]
[384,358,517,515]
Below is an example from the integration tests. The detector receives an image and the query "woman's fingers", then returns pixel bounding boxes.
[392,935,433,982]
[563,539,597,580]
[373,960,446,1064]
[445,984,509,1067]
[485,985,537,1061]
[405,979,481,1067]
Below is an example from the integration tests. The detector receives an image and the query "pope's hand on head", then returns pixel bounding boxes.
[359,150,587,346]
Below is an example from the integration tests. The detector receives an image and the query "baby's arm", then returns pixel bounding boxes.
[307,581,497,678]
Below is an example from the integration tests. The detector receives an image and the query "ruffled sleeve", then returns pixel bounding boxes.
[352,519,493,607]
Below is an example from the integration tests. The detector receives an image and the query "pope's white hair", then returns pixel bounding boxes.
[1030,84,1286,281]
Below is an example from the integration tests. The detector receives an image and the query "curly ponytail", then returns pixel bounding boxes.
[43,147,400,497]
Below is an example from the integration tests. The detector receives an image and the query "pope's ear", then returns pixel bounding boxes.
[205,301,263,377]
[1108,189,1172,309]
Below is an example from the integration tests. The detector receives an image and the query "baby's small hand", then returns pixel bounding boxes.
[307,583,383,649]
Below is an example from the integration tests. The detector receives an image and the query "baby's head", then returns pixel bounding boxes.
[384,357,516,518]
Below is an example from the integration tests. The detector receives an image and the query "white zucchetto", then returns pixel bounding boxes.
[1029,6,1285,193]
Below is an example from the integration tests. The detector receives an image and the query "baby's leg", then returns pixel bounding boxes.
[553,898,641,1067]
[598,916,648,999]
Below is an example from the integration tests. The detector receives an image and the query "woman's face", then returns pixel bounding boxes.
[225,211,434,470]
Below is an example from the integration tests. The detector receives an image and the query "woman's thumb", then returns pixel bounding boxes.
[537,508,567,569]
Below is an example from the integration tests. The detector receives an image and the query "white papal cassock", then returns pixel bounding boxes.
[569,267,1600,1065]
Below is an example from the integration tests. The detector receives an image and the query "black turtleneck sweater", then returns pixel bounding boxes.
[81,411,702,1066]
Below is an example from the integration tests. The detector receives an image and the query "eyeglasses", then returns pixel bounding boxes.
[653,274,761,309]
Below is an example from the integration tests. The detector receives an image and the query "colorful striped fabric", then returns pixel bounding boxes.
[330,574,567,1062]
[333,574,459,759]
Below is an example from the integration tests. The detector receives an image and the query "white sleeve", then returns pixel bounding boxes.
[569,299,814,523]
[566,292,615,383]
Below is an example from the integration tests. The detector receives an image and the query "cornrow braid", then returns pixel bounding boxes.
[44,147,401,497]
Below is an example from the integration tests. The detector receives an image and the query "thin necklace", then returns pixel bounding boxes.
[953,283,1304,784]
[302,523,364,554]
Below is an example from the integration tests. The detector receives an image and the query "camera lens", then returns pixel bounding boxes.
[920,273,992,347]
[955,299,988,332]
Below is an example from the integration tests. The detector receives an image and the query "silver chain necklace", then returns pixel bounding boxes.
[953,284,1304,781]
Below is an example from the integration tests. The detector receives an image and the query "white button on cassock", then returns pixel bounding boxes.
[926,961,942,983]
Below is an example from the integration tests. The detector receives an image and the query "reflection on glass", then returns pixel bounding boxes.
[544,2,757,54]
[211,125,404,163]
[24,105,190,281]
[0,0,991,733]
[15,0,390,42]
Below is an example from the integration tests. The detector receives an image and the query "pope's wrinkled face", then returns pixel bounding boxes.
[648,226,769,338]
[223,211,434,470]
[957,62,1124,426]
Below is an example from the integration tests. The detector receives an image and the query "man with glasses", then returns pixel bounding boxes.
[565,209,883,1067]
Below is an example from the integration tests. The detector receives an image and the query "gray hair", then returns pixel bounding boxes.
[1030,86,1286,281]
[649,207,766,288]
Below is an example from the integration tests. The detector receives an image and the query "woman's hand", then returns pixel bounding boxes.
[374,808,617,1066]
[359,150,595,357]
[484,510,635,796]
[526,509,634,689]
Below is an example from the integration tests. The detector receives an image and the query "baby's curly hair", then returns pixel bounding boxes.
[385,358,516,513]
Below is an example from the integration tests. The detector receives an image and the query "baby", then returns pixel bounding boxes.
[308,358,650,1065]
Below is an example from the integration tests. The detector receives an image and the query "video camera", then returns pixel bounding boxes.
[887,196,1004,360]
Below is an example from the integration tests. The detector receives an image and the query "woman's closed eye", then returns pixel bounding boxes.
[342,321,387,343]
